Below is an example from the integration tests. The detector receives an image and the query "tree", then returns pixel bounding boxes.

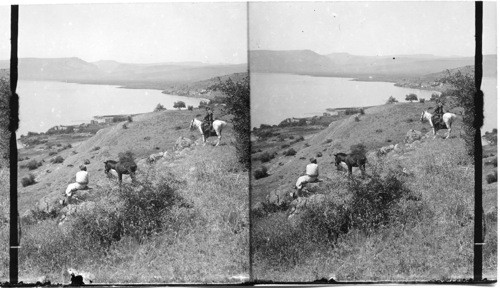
[386,96,398,104]
[198,100,209,109]
[153,103,166,112]
[405,93,418,102]
[430,93,441,102]
[440,70,475,155]
[173,101,186,110]
[210,76,250,168]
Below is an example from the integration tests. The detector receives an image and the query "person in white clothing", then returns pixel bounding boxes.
[63,165,89,205]
[293,158,319,198]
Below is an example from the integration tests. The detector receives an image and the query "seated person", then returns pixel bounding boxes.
[293,158,319,198]
[63,165,89,205]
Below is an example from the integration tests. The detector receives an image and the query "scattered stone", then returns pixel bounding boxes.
[83,159,90,165]
[175,136,194,150]
[405,129,422,144]
[316,152,323,157]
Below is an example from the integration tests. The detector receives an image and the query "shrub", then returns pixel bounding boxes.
[283,148,297,156]
[198,100,209,109]
[419,98,425,103]
[350,143,367,156]
[187,105,193,111]
[304,143,310,147]
[26,159,41,170]
[289,136,295,140]
[52,156,64,164]
[21,174,36,187]
[154,103,166,112]
[354,116,360,122]
[118,151,135,164]
[281,144,290,149]
[210,76,250,168]
[486,171,497,184]
[347,171,412,231]
[324,139,333,144]
[375,129,383,133]
[257,151,274,163]
[173,101,186,110]
[386,96,398,104]
[405,118,414,123]
[127,115,133,122]
[405,93,418,102]
[174,126,182,130]
[254,166,269,179]
[92,146,100,151]
[48,151,57,156]
[71,176,186,248]
[122,123,128,129]
[441,70,475,156]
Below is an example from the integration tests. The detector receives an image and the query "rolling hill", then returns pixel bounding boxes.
[250,50,496,79]
[0,57,247,89]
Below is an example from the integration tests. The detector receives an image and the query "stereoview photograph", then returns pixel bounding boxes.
[250,1,497,281]
[0,3,249,283]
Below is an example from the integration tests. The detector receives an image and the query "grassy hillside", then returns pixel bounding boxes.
[1,107,249,283]
[251,102,496,281]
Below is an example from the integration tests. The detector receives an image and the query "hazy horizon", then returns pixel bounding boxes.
[1,3,248,65]
[250,2,496,58]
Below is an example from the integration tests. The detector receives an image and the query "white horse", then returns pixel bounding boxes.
[189,118,227,146]
[420,110,457,139]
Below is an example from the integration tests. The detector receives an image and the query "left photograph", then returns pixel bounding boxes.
[0,3,249,284]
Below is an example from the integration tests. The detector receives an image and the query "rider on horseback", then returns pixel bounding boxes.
[202,107,214,134]
[432,100,445,128]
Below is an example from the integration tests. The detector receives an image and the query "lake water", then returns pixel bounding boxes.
[17,80,205,137]
[251,73,497,133]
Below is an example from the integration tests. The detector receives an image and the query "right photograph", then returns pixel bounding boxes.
[250,1,497,282]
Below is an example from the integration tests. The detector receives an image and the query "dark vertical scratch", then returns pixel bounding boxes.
[473,1,483,282]
[9,4,19,285]
[247,1,253,283]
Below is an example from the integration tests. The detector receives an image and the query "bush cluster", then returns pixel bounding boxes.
[283,148,297,156]
[253,166,269,180]
[51,156,64,164]
[486,170,497,184]
[255,151,274,163]
[72,176,186,249]
[26,159,42,170]
[21,174,36,187]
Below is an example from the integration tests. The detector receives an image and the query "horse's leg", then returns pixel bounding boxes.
[118,173,122,185]
[446,123,451,139]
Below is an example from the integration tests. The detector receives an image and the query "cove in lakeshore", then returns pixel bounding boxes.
[251,73,497,134]
[16,80,207,139]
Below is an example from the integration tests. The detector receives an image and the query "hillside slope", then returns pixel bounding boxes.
[251,102,496,280]
[12,107,249,283]
[18,108,233,213]
[251,102,463,204]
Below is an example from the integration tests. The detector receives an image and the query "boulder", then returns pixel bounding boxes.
[175,136,194,150]
[288,194,327,227]
[405,129,422,144]
[267,186,294,208]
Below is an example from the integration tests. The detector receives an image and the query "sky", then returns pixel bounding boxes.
[0,3,248,64]
[250,1,497,57]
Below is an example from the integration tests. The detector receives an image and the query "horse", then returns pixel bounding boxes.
[189,117,227,146]
[104,160,137,183]
[334,153,367,175]
[420,110,457,139]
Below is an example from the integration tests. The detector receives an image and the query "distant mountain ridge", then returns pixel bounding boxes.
[0,57,247,88]
[250,50,496,78]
